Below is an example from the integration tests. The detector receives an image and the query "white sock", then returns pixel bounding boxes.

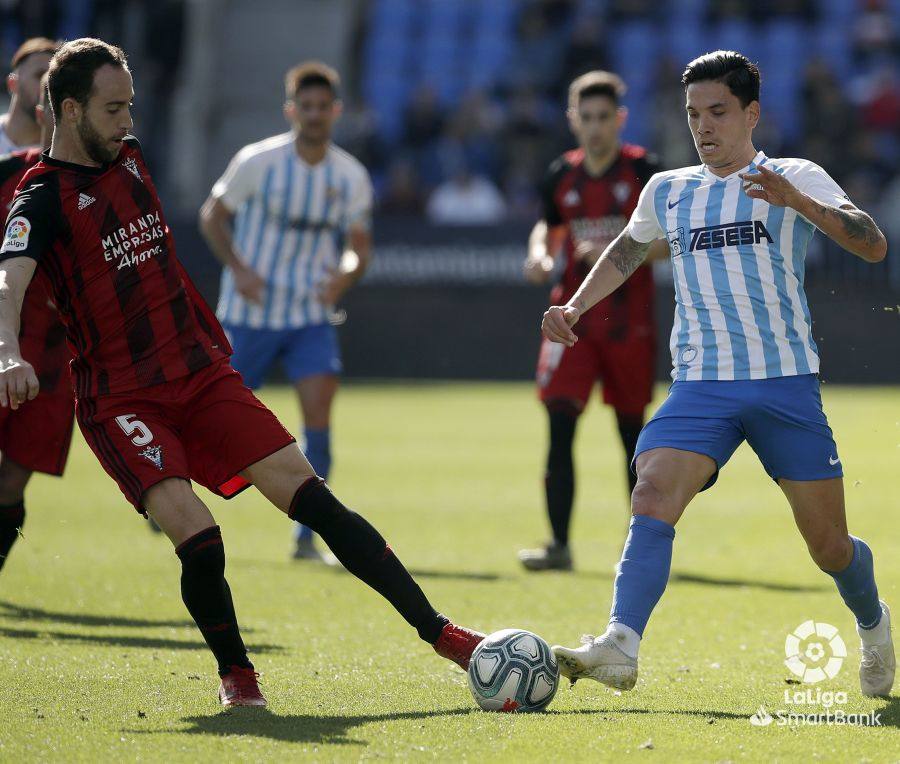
[858,602,890,646]
[605,622,641,659]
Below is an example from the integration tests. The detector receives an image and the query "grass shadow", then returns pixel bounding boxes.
[407,568,504,582]
[0,625,283,653]
[669,572,828,593]
[0,599,196,629]
[229,558,504,582]
[126,707,475,745]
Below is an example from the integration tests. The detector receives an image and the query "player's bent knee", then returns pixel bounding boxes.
[630,478,679,524]
[810,534,852,572]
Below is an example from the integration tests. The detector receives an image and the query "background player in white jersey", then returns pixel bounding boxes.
[544,51,893,698]
[200,61,372,561]
[0,38,57,154]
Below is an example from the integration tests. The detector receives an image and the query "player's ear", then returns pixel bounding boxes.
[616,106,628,130]
[566,106,578,134]
[283,99,296,124]
[6,72,17,97]
[61,97,81,123]
[332,98,343,120]
[746,100,760,130]
[35,103,45,129]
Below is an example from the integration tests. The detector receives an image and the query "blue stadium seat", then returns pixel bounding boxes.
[667,23,707,68]
[713,19,754,58]
[811,24,852,80]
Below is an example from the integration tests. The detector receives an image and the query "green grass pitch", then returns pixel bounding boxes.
[1,382,898,761]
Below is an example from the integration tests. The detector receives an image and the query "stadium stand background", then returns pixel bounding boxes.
[2,0,899,382]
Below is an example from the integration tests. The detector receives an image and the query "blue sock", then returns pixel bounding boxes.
[609,515,675,637]
[295,428,332,543]
[826,536,881,629]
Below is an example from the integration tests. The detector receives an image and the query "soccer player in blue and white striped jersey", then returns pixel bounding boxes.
[545,51,894,698]
[200,61,373,561]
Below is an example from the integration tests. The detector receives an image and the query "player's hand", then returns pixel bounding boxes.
[0,354,39,410]
[318,269,354,306]
[523,255,554,285]
[542,305,580,347]
[739,165,802,208]
[234,264,265,305]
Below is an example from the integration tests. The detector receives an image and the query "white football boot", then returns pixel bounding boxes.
[552,632,638,690]
[858,601,895,698]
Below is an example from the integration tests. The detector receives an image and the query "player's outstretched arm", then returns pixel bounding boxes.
[740,165,887,263]
[541,230,652,347]
[0,256,39,409]
[198,196,266,304]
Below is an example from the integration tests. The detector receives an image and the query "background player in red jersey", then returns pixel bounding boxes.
[519,72,667,572]
[0,72,73,576]
[0,38,482,707]
[0,38,57,154]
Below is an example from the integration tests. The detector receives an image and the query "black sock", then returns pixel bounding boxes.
[616,411,644,497]
[289,479,448,644]
[0,502,24,573]
[545,404,578,547]
[176,526,252,676]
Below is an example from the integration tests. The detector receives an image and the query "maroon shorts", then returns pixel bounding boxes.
[536,327,656,415]
[76,359,295,513]
[0,392,74,476]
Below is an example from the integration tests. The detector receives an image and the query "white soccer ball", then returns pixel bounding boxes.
[467,628,559,712]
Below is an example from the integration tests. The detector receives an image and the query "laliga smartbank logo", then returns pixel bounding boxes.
[748,620,881,728]
[784,619,846,683]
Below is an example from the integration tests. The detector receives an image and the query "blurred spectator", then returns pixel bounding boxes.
[852,0,898,65]
[555,14,609,96]
[403,86,445,150]
[380,157,425,215]
[506,3,566,93]
[426,159,506,226]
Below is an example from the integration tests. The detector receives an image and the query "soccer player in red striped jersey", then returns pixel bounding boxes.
[519,72,668,571]
[0,38,482,707]
[0,73,73,575]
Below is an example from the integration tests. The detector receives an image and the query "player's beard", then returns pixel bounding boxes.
[77,114,119,164]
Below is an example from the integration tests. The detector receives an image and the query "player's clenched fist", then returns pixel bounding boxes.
[0,354,39,410]
[542,305,580,347]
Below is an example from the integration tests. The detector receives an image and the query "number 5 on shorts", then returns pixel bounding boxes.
[115,414,154,446]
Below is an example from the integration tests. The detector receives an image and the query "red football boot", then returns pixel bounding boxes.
[218,666,267,708]
[433,623,485,670]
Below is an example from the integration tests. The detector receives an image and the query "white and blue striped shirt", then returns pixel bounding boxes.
[627,151,850,381]
[213,132,373,329]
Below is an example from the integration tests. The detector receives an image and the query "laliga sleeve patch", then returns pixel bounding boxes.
[1,215,30,253]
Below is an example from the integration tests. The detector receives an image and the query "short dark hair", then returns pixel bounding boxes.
[284,60,340,100]
[47,38,128,119]
[10,37,58,70]
[681,50,761,107]
[568,70,627,109]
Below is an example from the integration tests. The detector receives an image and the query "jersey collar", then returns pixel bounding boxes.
[702,150,767,182]
[41,148,121,176]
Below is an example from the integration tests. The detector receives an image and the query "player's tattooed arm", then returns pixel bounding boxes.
[799,200,887,263]
[569,231,651,315]
[543,230,652,347]
[740,165,886,262]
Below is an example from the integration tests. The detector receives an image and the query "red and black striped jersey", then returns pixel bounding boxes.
[0,148,70,396]
[0,137,230,399]
[541,144,659,335]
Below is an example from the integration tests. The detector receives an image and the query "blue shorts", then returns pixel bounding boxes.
[634,374,842,490]
[223,323,342,390]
